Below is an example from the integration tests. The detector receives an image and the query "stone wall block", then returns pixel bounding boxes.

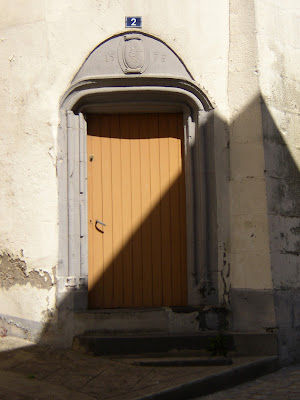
[230,178,268,216]
[230,143,265,179]
[230,289,276,331]
[231,214,270,253]
[231,251,272,289]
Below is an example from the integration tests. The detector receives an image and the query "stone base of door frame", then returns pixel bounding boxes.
[72,306,229,337]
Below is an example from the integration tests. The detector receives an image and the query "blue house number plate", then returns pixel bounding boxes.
[126,16,142,28]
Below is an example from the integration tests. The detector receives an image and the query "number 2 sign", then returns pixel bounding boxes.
[125,17,142,28]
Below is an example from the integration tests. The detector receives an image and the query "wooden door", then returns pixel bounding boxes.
[87,113,187,308]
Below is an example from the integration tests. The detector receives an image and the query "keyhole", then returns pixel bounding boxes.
[89,154,94,162]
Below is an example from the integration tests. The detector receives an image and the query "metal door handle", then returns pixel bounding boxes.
[95,220,106,233]
[96,220,106,227]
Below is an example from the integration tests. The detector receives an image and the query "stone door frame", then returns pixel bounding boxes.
[57,33,216,310]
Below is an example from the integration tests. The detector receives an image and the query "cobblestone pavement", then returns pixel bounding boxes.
[196,363,300,400]
[0,337,272,400]
[0,337,297,400]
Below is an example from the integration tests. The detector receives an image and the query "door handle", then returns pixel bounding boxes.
[96,220,106,227]
[95,220,106,233]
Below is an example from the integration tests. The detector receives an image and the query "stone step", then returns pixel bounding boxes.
[72,332,278,357]
[73,306,228,336]
[73,333,229,356]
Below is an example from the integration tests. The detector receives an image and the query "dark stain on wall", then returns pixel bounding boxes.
[221,243,231,305]
[0,253,53,290]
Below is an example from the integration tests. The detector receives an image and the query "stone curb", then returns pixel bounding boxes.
[137,356,279,400]
[133,357,233,367]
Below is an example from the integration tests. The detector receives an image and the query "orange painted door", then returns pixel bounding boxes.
[87,113,187,308]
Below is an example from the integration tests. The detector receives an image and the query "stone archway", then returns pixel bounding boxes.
[58,32,215,311]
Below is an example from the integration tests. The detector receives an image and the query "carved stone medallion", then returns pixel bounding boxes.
[118,34,149,74]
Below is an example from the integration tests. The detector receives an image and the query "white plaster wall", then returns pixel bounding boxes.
[256,0,300,171]
[255,0,300,289]
[0,1,58,336]
[255,0,300,170]
[256,0,300,148]
[227,0,273,291]
[0,6,57,270]
[0,285,55,323]
[254,2,300,362]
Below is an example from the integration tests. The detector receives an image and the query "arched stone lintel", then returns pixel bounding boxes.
[71,31,194,84]
[61,76,214,113]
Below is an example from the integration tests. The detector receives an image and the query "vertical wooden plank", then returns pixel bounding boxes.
[120,115,133,307]
[149,114,162,307]
[93,125,105,307]
[130,114,143,307]
[101,115,114,307]
[110,115,123,307]
[178,113,188,304]
[140,114,153,307]
[159,114,172,306]
[168,114,182,305]
[87,115,105,308]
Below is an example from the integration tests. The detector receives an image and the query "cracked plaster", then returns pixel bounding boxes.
[0,253,53,290]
